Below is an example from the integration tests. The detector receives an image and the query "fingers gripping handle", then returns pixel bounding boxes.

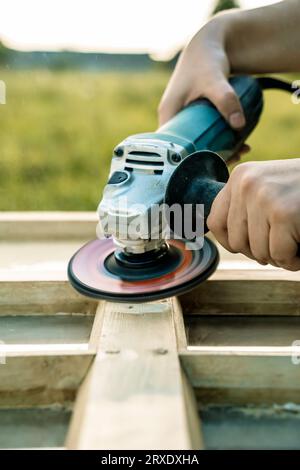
[165,150,300,260]
[158,76,263,162]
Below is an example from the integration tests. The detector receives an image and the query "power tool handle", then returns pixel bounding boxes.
[165,150,229,234]
[157,75,263,162]
[201,180,225,219]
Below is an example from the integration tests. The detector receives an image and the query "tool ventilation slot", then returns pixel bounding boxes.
[125,151,164,174]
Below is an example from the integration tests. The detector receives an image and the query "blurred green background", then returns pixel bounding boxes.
[0,70,166,210]
[0,69,299,210]
[1,0,300,211]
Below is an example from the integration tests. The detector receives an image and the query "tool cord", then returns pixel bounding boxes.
[257,76,295,93]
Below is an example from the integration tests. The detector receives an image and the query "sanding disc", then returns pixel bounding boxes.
[68,237,219,302]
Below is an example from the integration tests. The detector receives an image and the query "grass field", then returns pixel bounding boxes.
[0,70,299,210]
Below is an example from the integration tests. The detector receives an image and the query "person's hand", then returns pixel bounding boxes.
[159,1,300,127]
[158,15,246,129]
[207,159,300,271]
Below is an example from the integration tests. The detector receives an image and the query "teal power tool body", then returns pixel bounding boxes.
[68,75,290,302]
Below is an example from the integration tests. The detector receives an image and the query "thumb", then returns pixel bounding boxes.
[206,77,246,129]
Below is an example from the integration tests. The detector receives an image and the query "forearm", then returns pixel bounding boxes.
[159,0,300,127]
[218,0,300,74]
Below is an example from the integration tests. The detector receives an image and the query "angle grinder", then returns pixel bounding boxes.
[68,75,291,302]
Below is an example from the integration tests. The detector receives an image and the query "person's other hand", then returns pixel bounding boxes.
[207,159,300,271]
[158,15,245,130]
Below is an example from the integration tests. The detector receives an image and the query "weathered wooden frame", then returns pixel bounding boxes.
[1,212,300,449]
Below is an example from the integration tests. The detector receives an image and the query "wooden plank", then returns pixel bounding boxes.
[0,278,96,405]
[0,408,71,449]
[179,271,300,315]
[181,369,203,449]
[88,302,106,351]
[0,281,97,315]
[3,213,296,318]
[67,299,203,450]
[0,314,94,345]
[0,241,82,282]
[0,212,97,241]
[172,296,188,350]
[180,349,300,405]
[185,316,300,348]
[0,351,94,407]
[4,213,300,444]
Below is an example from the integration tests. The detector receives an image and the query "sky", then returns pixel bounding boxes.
[0,0,279,59]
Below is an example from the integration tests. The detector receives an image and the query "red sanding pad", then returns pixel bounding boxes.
[68,237,218,302]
